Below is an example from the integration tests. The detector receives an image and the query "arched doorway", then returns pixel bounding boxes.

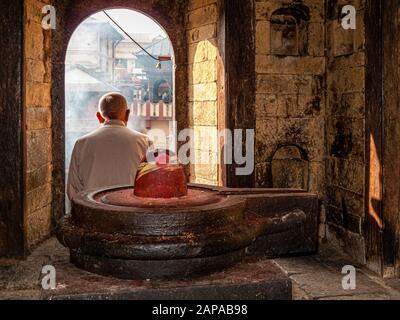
[64,9,176,210]
[51,1,187,222]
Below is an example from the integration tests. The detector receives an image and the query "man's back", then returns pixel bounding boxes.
[67,119,150,200]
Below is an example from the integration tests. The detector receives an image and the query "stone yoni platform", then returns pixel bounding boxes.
[57,182,319,280]
[46,256,291,300]
[54,162,318,299]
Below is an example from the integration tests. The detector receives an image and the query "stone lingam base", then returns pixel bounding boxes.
[44,254,292,300]
[57,182,318,281]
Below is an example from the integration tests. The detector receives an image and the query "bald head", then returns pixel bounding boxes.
[98,92,129,121]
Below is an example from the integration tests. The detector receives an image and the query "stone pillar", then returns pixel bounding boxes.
[187,0,220,185]
[24,0,54,252]
[0,0,25,257]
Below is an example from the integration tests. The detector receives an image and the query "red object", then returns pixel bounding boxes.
[155,153,170,166]
[158,56,171,61]
[101,188,223,208]
[134,163,188,198]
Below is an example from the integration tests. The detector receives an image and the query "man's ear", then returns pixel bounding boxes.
[96,111,105,124]
[125,109,130,123]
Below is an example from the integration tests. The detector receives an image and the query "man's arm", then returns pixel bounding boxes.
[67,141,84,201]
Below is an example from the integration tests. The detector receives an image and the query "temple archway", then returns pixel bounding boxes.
[52,1,187,222]
[64,9,177,211]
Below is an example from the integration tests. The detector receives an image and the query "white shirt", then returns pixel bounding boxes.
[67,119,151,200]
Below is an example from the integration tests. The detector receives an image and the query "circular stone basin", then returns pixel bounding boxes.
[57,184,268,280]
[99,188,224,209]
[57,162,269,280]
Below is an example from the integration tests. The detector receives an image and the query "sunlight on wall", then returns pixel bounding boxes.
[189,39,219,186]
[369,134,383,229]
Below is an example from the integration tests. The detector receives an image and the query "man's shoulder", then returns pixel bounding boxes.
[125,128,150,142]
[75,128,102,143]
[75,127,150,146]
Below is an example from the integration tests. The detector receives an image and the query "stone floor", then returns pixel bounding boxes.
[274,248,400,300]
[1,237,400,300]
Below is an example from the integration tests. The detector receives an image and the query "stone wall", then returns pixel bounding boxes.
[24,0,53,251]
[186,0,220,185]
[325,0,366,263]
[254,0,368,262]
[254,1,325,198]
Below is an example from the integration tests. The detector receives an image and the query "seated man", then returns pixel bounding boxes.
[67,92,151,200]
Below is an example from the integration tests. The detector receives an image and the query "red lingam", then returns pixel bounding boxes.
[134,161,188,199]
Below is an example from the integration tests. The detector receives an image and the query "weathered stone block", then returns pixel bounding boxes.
[327,116,363,140]
[328,91,365,119]
[328,51,365,70]
[331,19,354,57]
[188,82,217,102]
[247,193,319,257]
[308,22,325,56]
[193,147,218,165]
[326,223,366,265]
[257,74,318,95]
[27,164,52,192]
[26,205,52,249]
[270,14,301,56]
[256,1,276,21]
[206,39,218,61]
[327,66,365,93]
[255,0,324,23]
[192,161,218,182]
[255,94,287,118]
[255,21,270,54]
[305,0,325,22]
[187,24,216,44]
[24,20,44,61]
[255,161,271,187]
[286,95,324,118]
[26,129,52,171]
[26,183,52,214]
[256,117,325,164]
[256,55,325,75]
[255,117,278,162]
[26,0,52,24]
[26,107,52,130]
[308,161,325,195]
[193,125,218,153]
[191,176,218,186]
[271,145,309,189]
[187,64,194,85]
[187,4,217,29]
[276,118,325,161]
[192,60,217,84]
[25,82,51,108]
[25,59,47,83]
[47,257,292,300]
[326,185,365,218]
[326,205,344,226]
[188,101,217,126]
[188,0,217,12]
[327,117,365,162]
[354,9,365,52]
[188,39,218,64]
[327,158,364,195]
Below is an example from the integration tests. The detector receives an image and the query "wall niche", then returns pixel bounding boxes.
[271,145,309,190]
[270,5,310,56]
